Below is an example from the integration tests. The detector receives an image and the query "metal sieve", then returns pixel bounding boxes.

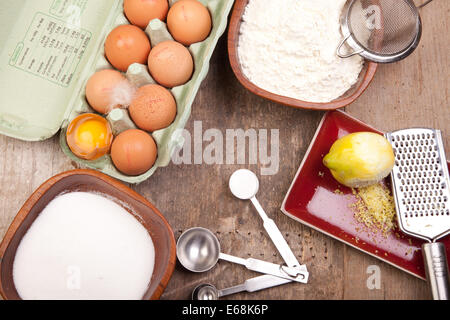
[337,0,434,63]
[386,128,450,300]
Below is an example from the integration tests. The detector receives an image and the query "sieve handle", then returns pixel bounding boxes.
[336,34,363,58]
[422,242,450,300]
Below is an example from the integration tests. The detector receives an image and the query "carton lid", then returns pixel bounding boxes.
[0,0,119,141]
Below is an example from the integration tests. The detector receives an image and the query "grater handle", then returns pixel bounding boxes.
[422,242,450,300]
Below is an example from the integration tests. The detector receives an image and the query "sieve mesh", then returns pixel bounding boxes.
[348,0,420,56]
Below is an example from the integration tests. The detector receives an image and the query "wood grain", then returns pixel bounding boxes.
[0,0,448,300]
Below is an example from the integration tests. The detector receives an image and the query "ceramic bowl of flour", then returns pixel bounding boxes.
[228,0,378,111]
[0,169,176,300]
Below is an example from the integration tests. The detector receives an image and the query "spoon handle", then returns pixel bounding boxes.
[218,275,292,298]
[219,252,247,266]
[218,253,309,283]
[218,283,247,298]
[251,197,302,269]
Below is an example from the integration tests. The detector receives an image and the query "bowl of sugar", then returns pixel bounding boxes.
[0,169,176,300]
[228,0,378,110]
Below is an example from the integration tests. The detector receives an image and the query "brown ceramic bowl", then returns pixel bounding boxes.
[0,169,176,300]
[227,0,378,111]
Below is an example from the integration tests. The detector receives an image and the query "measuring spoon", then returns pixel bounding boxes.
[176,227,308,283]
[229,169,304,271]
[192,275,292,300]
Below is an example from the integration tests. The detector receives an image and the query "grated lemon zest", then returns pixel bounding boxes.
[350,183,396,237]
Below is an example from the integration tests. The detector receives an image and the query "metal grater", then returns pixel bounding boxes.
[385,128,450,300]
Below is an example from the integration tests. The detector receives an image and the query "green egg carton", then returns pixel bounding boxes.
[0,0,235,184]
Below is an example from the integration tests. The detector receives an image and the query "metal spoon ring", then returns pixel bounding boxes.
[280,264,305,280]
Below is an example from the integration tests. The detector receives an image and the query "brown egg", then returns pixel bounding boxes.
[111,129,158,176]
[124,0,169,29]
[167,0,212,46]
[148,40,194,88]
[129,84,177,132]
[85,69,127,114]
[104,25,151,72]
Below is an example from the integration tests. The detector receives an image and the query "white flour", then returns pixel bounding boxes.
[238,0,364,103]
[13,192,155,300]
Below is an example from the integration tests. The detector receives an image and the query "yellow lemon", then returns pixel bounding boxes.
[323,132,395,188]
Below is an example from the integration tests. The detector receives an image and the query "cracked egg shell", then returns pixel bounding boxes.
[66,113,113,161]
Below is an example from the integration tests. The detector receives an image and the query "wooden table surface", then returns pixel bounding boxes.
[0,1,448,300]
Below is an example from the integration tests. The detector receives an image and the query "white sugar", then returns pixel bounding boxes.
[13,192,155,300]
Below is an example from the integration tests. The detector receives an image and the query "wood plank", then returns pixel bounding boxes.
[0,0,448,300]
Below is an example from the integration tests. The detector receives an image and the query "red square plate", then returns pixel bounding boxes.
[281,110,450,280]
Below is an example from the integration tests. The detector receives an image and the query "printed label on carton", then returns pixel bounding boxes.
[9,12,91,87]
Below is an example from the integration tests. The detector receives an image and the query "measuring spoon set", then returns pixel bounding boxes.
[176,169,309,300]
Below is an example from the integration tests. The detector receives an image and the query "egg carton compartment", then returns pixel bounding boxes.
[59,0,235,184]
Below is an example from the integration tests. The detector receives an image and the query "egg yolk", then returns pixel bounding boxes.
[66,114,113,160]
[76,120,109,149]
